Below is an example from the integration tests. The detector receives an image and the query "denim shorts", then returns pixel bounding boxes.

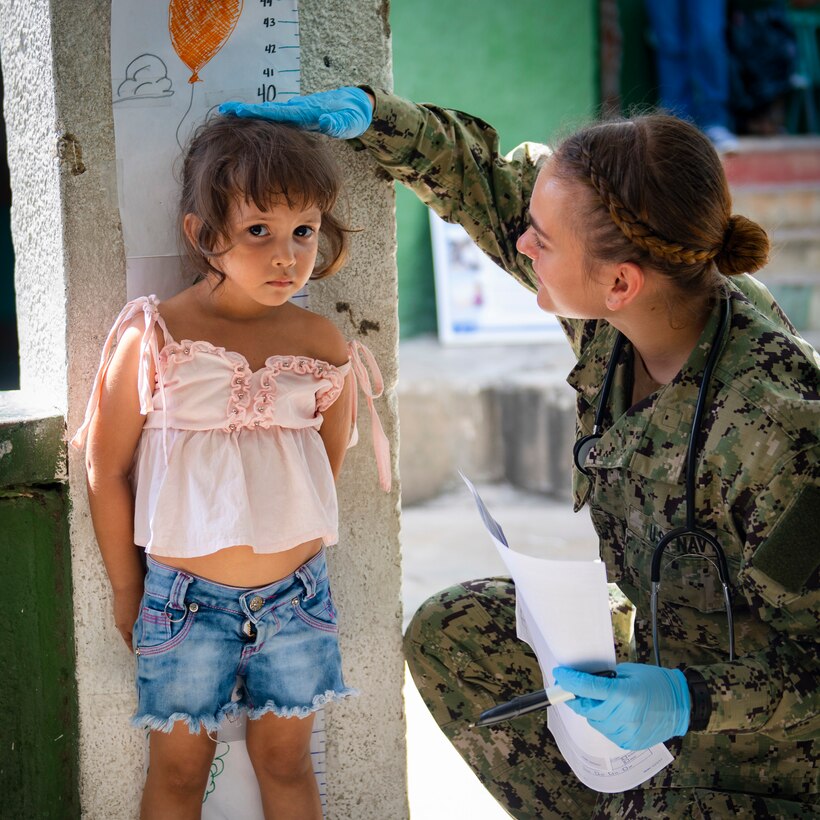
[132,549,356,734]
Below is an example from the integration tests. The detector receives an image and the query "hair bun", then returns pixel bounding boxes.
[714,214,769,276]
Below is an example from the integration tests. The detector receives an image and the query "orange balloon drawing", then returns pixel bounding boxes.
[169,0,244,84]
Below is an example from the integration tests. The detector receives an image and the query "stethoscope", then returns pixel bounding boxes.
[573,297,735,666]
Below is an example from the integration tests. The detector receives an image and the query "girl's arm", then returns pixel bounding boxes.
[319,372,354,480]
[85,325,150,649]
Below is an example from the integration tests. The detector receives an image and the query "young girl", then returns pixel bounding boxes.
[71,116,390,819]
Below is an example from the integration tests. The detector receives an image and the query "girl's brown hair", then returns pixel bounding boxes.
[178,116,350,282]
[550,114,769,308]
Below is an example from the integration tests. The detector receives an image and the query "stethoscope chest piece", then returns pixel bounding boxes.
[573,433,601,477]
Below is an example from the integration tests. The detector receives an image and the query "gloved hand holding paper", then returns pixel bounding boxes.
[460,473,673,793]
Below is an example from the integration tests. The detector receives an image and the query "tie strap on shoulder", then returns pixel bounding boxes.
[347,340,391,492]
[70,296,168,458]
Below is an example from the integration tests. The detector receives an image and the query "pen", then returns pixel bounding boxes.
[471,670,617,728]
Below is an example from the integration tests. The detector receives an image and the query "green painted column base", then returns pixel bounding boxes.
[0,401,79,817]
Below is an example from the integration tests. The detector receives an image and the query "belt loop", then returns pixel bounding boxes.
[296,565,317,600]
[168,571,193,610]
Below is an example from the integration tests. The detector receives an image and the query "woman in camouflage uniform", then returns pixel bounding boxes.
[221,89,819,818]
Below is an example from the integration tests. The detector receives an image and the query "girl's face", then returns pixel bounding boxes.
[210,196,322,309]
[516,168,608,319]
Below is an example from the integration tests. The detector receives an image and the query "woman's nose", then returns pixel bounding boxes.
[516,228,535,260]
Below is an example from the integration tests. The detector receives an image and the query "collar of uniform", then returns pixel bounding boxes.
[565,319,622,410]
[570,296,732,482]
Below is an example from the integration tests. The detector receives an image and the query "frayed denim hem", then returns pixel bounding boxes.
[131,700,242,735]
[247,687,359,720]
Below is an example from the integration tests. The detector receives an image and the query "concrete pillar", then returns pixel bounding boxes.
[1,0,405,816]
[300,2,406,817]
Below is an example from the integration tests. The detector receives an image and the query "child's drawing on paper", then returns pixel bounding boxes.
[168,0,244,145]
[115,54,174,102]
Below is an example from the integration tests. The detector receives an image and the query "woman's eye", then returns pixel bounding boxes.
[294,225,315,238]
[248,224,269,237]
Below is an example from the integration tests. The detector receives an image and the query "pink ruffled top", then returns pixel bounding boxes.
[71,295,390,557]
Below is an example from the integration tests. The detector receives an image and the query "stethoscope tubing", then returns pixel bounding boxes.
[650,296,735,664]
[575,297,736,665]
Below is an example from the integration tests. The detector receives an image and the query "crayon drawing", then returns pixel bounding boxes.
[168,0,244,146]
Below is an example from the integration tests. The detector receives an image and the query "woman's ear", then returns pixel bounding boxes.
[604,261,645,311]
[182,213,202,249]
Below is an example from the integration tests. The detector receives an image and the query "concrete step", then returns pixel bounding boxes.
[731,184,820,231]
[397,338,574,505]
[762,226,820,279]
[725,138,820,329]
[724,136,820,186]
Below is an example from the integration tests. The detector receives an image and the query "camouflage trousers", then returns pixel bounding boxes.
[403,578,819,820]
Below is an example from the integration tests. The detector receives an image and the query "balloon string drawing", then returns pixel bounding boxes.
[169,0,244,147]
[113,2,244,148]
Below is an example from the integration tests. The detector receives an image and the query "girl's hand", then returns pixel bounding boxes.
[219,87,373,139]
[113,584,144,651]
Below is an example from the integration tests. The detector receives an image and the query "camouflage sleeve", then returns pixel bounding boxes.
[353,87,591,357]
[690,453,820,741]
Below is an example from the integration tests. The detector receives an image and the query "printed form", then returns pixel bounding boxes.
[461,474,673,792]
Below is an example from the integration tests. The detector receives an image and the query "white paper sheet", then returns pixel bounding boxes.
[461,473,673,792]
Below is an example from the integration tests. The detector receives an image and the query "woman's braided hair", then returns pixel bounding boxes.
[550,114,769,301]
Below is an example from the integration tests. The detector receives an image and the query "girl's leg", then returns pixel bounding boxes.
[246,711,322,820]
[140,724,217,820]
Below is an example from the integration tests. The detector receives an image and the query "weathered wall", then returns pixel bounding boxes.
[0,1,67,398]
[1,0,405,816]
[300,1,406,817]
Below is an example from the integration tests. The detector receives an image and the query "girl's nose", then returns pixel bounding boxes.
[516,228,535,260]
[271,240,295,266]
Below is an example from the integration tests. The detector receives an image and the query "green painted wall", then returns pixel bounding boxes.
[617,0,658,114]
[0,410,79,817]
[390,0,599,337]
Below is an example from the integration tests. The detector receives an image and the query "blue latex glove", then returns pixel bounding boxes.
[219,87,373,139]
[553,663,690,750]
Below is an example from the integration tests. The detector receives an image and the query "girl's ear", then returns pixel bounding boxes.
[604,261,645,312]
[182,213,202,248]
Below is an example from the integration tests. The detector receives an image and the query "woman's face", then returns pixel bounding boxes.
[516,168,608,319]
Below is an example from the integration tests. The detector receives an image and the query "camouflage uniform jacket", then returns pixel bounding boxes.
[357,89,820,796]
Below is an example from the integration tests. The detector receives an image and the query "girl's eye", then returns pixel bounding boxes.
[248,224,269,237]
[294,225,315,238]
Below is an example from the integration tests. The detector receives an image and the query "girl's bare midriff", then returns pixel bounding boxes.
[152,537,324,587]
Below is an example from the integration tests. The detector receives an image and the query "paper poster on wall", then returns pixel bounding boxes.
[111,3,323,814]
[430,211,562,345]
[111,0,301,300]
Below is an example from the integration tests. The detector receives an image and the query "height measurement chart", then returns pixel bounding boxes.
[110,3,324,816]
[111,0,301,300]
